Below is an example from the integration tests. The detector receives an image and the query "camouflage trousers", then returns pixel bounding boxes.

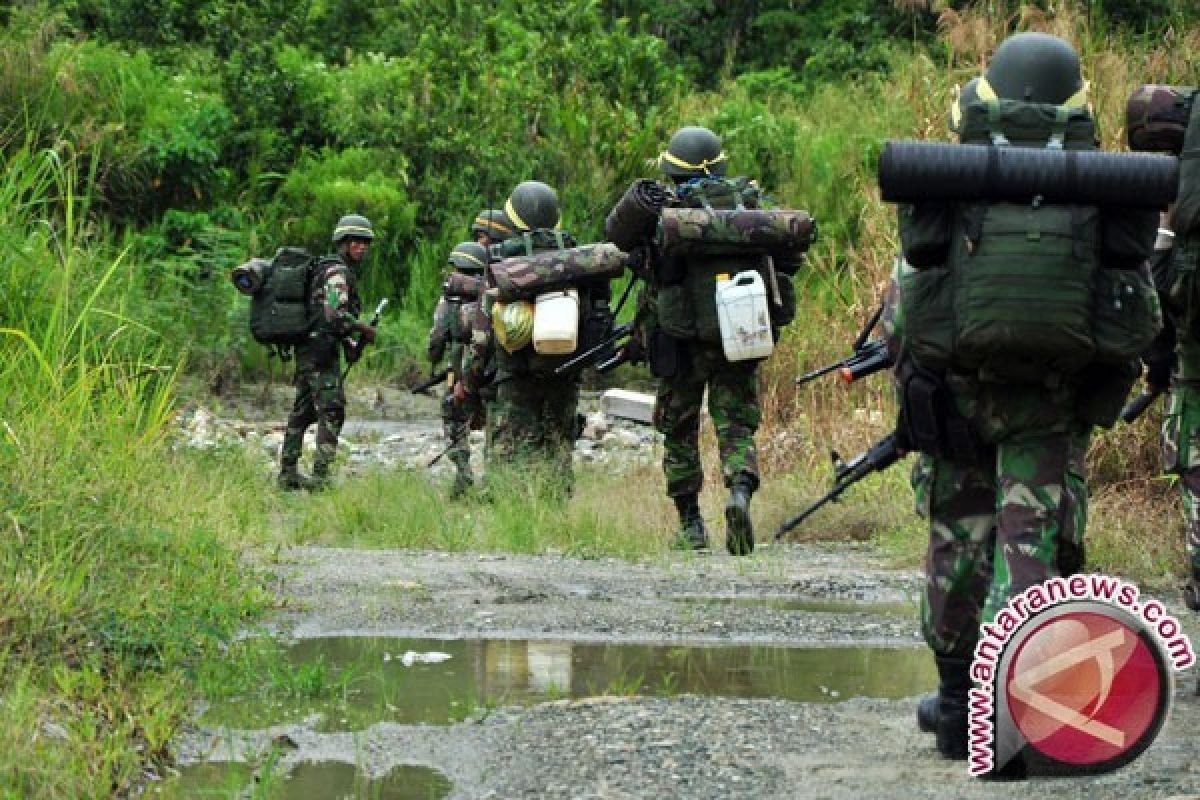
[1161,382,1200,585]
[915,432,1089,660]
[281,356,345,478]
[441,388,473,483]
[653,342,760,497]
[486,373,579,489]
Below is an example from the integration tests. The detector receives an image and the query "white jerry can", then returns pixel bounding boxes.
[715,271,774,361]
[532,288,580,355]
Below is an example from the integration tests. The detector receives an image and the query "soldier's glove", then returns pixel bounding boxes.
[354,321,378,345]
[622,335,646,366]
[627,246,652,281]
[452,380,469,405]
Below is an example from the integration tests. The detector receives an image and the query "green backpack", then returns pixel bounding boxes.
[655,177,797,343]
[1162,94,1200,340]
[248,247,317,349]
[900,99,1159,386]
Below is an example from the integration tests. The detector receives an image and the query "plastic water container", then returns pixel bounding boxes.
[533,289,580,355]
[716,271,774,361]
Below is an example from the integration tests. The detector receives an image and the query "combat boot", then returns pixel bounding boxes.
[1183,579,1200,612]
[277,463,311,492]
[671,494,709,552]
[933,656,971,760]
[916,693,939,733]
[724,476,755,556]
[308,462,332,492]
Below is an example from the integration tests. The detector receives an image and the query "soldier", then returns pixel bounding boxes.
[471,208,516,247]
[458,181,600,491]
[891,33,1159,765]
[429,241,488,497]
[1133,84,1200,612]
[278,214,378,490]
[629,126,797,555]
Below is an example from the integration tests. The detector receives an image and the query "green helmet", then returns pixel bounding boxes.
[332,214,375,244]
[505,181,560,231]
[657,126,727,178]
[984,32,1084,105]
[447,241,488,273]
[470,209,517,242]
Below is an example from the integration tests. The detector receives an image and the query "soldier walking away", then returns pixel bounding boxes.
[429,241,488,497]
[278,214,378,490]
[625,126,801,555]
[1132,84,1200,615]
[889,33,1160,767]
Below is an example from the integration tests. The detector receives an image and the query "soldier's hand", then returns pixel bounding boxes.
[622,336,646,365]
[343,338,363,364]
[355,322,378,345]
[452,380,469,405]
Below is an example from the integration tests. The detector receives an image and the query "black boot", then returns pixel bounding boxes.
[1183,580,1200,612]
[671,494,709,551]
[277,462,311,491]
[724,476,755,556]
[916,693,939,733]
[933,656,971,760]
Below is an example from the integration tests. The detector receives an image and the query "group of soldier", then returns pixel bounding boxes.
[269,27,1198,778]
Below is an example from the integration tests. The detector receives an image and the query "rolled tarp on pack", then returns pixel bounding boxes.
[230,258,271,295]
[490,242,628,301]
[878,140,1179,208]
[604,179,673,252]
[656,207,817,256]
[444,271,483,301]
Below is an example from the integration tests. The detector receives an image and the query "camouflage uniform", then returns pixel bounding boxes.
[281,256,362,483]
[429,296,473,491]
[1146,239,1200,599]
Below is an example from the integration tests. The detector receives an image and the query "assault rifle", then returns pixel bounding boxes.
[774,431,905,541]
[1119,388,1164,424]
[553,322,634,376]
[412,368,451,396]
[796,303,894,386]
[341,297,389,381]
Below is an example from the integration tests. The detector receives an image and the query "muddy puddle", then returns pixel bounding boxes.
[200,636,935,733]
[154,760,451,799]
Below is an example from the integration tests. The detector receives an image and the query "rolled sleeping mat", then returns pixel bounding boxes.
[444,271,484,301]
[878,140,1179,208]
[230,258,271,295]
[604,179,673,252]
[490,242,628,302]
[656,207,817,256]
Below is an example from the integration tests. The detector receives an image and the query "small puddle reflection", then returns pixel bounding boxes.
[154,761,450,799]
[675,596,919,616]
[202,638,934,732]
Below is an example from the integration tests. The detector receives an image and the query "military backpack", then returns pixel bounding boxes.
[898,98,1160,399]
[247,247,318,351]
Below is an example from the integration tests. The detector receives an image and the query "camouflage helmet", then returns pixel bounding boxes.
[470,209,517,242]
[983,32,1085,106]
[948,77,981,135]
[505,181,560,231]
[332,214,375,244]
[657,126,727,179]
[447,241,488,274]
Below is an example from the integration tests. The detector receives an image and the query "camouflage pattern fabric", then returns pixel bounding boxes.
[487,374,579,491]
[281,347,346,479]
[653,341,761,496]
[490,243,627,301]
[915,432,1088,659]
[279,254,360,481]
[430,295,472,486]
[657,207,816,256]
[1161,341,1200,585]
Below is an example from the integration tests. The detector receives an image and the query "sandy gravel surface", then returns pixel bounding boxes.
[172,543,1200,799]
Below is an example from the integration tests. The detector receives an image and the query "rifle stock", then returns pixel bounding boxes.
[553,322,634,376]
[412,367,451,395]
[1119,389,1163,424]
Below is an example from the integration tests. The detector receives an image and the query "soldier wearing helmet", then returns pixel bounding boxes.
[279,214,379,490]
[891,33,1159,771]
[471,209,517,247]
[429,240,489,497]
[458,181,602,492]
[627,125,770,557]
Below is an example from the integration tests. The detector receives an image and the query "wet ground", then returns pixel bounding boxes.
[161,544,1200,799]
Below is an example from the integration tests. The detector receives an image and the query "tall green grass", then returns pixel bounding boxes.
[0,147,272,797]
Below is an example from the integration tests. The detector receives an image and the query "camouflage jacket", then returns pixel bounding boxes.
[312,255,362,339]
